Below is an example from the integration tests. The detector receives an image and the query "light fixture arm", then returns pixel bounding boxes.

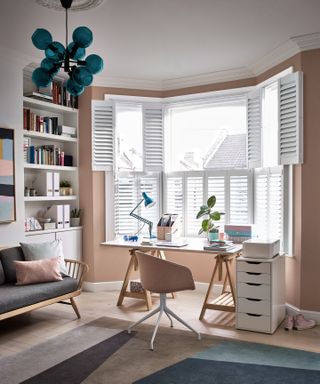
[130,199,153,238]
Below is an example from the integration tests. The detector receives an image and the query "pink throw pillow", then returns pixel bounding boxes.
[14,257,63,285]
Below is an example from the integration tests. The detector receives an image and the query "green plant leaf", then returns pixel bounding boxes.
[196,208,209,219]
[201,219,210,232]
[210,211,221,221]
[207,195,216,208]
[198,228,204,235]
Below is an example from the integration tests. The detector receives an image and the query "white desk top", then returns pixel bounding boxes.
[102,237,242,255]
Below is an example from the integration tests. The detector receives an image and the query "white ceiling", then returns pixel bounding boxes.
[1,0,320,89]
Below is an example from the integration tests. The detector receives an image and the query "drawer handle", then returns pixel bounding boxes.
[246,298,262,302]
[246,272,261,276]
[246,261,261,265]
[246,283,261,286]
[246,313,262,317]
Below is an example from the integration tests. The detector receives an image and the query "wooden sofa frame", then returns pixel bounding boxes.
[0,259,89,321]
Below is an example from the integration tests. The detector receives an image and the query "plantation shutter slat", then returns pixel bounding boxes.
[114,176,137,235]
[143,103,164,172]
[186,176,204,236]
[229,175,249,224]
[247,89,262,168]
[278,71,303,165]
[208,176,226,227]
[92,100,114,171]
[254,169,283,241]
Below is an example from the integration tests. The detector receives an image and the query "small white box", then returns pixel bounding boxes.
[242,239,280,259]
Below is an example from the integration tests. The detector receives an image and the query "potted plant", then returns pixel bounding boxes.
[70,208,81,227]
[196,195,224,241]
[60,180,73,196]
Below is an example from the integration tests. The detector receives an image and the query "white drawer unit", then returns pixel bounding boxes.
[236,254,285,334]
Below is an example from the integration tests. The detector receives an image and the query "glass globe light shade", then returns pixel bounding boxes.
[85,54,103,74]
[45,41,65,62]
[32,28,53,50]
[67,42,86,60]
[41,58,60,75]
[72,66,93,86]
[72,26,93,48]
[65,78,84,96]
[32,67,52,87]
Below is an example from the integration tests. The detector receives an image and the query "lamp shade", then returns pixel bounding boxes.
[72,66,93,86]
[32,28,53,50]
[65,78,84,96]
[45,41,65,62]
[85,54,104,74]
[72,26,93,48]
[142,192,155,208]
[32,67,52,87]
[41,58,60,75]
[67,42,86,60]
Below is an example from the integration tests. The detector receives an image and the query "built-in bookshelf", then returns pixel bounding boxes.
[23,95,79,233]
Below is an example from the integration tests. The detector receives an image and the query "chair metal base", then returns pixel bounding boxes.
[128,293,201,350]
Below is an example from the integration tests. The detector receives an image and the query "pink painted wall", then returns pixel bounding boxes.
[79,50,320,311]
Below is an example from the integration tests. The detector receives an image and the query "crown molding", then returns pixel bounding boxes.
[92,75,164,91]
[162,67,254,90]
[249,32,320,76]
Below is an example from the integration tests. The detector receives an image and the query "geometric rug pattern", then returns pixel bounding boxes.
[1,317,320,384]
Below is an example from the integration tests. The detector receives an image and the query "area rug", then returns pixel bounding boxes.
[135,340,320,383]
[1,316,320,384]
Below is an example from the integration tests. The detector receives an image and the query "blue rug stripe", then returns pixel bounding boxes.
[134,358,320,384]
[194,340,320,371]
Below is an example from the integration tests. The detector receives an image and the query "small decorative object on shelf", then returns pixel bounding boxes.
[59,180,72,195]
[70,208,81,227]
[196,195,225,242]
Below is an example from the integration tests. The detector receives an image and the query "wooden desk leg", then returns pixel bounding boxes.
[225,257,236,305]
[117,252,137,307]
[199,257,220,320]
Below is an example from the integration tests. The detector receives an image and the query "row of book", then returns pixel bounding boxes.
[25,83,78,109]
[52,81,78,108]
[23,108,60,134]
[25,143,66,166]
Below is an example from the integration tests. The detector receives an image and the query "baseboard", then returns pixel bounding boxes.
[286,303,320,324]
[83,281,123,292]
[83,280,217,295]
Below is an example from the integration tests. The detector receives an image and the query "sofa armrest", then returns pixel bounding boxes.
[64,259,89,290]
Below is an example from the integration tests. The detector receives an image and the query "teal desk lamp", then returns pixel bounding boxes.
[130,192,156,238]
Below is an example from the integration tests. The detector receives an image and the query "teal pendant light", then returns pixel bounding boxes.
[31,0,104,96]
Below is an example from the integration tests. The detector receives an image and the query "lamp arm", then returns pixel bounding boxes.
[130,199,153,238]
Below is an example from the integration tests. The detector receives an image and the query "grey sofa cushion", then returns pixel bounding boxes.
[0,277,78,314]
[0,262,5,285]
[0,247,25,283]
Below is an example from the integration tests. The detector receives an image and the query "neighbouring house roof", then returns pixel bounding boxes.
[204,134,247,169]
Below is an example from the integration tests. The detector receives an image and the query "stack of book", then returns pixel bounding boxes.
[23,108,59,134]
[203,240,235,252]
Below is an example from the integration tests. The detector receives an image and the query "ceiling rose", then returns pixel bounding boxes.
[35,0,105,11]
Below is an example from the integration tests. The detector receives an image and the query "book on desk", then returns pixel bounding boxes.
[203,240,235,252]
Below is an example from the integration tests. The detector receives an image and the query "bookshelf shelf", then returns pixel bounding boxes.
[24,164,77,171]
[23,130,78,143]
[23,96,78,114]
[24,195,78,202]
[25,226,82,236]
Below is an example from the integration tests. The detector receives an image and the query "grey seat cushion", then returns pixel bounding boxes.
[0,277,78,314]
[0,247,25,283]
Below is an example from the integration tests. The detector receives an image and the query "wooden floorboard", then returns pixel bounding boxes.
[0,289,319,358]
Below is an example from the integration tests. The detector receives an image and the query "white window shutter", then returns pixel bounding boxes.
[278,71,303,165]
[247,89,262,168]
[207,175,226,227]
[164,175,184,231]
[186,175,204,236]
[92,100,114,171]
[114,176,137,235]
[229,174,250,224]
[143,103,164,172]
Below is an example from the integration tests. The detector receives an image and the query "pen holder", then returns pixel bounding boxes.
[156,213,180,240]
